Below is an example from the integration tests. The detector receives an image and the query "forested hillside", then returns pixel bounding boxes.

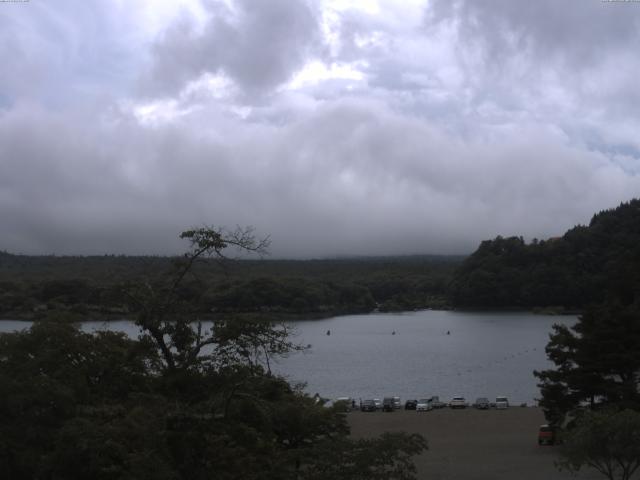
[450,199,640,309]
[3,199,639,318]
[0,253,461,320]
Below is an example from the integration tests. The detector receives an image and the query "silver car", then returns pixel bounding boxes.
[416,398,432,412]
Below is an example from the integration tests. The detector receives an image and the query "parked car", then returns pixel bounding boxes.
[382,397,395,412]
[404,399,418,410]
[360,399,377,412]
[373,398,382,410]
[393,396,401,409]
[416,398,432,412]
[495,396,509,409]
[538,424,556,445]
[473,397,490,409]
[450,396,467,409]
[428,396,446,409]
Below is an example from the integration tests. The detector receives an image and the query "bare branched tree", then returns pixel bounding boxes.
[123,225,300,373]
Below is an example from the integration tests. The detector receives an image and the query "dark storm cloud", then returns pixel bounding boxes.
[145,0,322,96]
[1,0,639,256]
[2,96,638,257]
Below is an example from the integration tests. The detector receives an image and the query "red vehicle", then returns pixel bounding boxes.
[538,424,556,445]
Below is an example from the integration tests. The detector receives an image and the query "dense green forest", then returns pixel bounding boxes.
[2,199,640,319]
[450,199,640,309]
[0,252,460,320]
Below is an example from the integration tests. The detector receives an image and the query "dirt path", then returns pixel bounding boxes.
[348,407,603,480]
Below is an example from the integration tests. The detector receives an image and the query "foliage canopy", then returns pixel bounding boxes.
[0,226,427,479]
[450,199,640,308]
[557,409,640,480]
[534,300,640,426]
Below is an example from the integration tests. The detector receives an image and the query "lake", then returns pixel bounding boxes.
[0,310,575,405]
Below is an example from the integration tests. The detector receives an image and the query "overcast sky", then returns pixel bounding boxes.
[1,0,640,257]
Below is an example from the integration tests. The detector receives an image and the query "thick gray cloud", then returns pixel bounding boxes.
[427,0,640,61]
[2,96,637,256]
[421,0,640,149]
[433,0,640,68]
[0,1,144,107]
[145,0,322,97]
[0,0,639,257]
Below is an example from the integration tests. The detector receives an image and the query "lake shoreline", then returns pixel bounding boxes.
[0,306,580,323]
[1,311,575,405]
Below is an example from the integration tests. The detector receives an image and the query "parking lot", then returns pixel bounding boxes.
[348,407,602,480]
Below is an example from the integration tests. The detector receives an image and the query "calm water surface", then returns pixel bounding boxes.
[273,310,576,405]
[0,310,576,404]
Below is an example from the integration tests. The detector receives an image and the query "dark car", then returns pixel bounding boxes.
[404,399,418,410]
[360,399,377,412]
[428,396,446,409]
[473,397,490,409]
[538,424,556,445]
[382,397,395,412]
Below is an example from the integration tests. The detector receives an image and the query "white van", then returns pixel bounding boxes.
[495,396,509,409]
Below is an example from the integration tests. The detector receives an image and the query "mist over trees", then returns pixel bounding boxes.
[3,200,640,320]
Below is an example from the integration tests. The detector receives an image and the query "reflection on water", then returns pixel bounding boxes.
[0,310,576,404]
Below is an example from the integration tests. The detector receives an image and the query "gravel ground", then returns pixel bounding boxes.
[348,407,603,480]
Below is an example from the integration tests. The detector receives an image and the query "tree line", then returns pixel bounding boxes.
[4,200,640,319]
[0,253,458,320]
